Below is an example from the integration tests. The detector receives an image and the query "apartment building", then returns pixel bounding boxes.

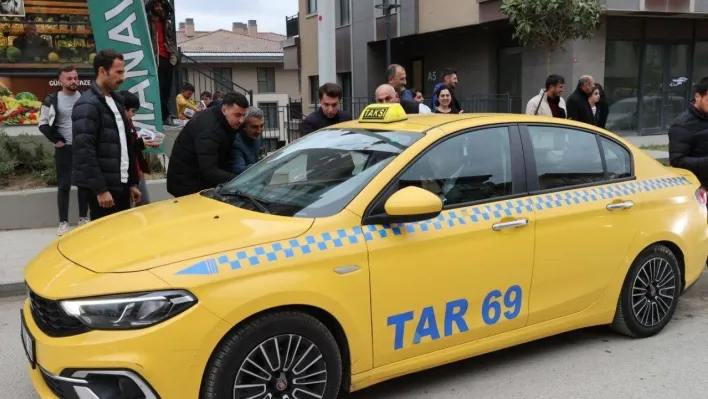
[285,0,708,136]
[176,18,301,142]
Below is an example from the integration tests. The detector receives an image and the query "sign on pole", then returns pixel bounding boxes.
[86,0,165,153]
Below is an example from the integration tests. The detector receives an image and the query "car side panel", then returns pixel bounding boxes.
[151,211,374,374]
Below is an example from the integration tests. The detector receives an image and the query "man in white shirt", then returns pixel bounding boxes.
[72,49,142,220]
[525,74,567,118]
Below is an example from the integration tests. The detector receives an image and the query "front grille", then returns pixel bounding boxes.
[29,289,90,338]
[40,369,65,397]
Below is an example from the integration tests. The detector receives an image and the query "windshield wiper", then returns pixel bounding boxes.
[221,190,271,214]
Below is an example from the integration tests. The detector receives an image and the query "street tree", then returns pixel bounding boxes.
[500,0,603,75]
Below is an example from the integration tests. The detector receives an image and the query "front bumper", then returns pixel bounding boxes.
[23,298,232,399]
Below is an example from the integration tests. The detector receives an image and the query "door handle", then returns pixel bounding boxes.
[606,200,634,211]
[492,218,529,231]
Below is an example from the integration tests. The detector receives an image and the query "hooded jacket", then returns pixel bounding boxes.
[669,101,708,187]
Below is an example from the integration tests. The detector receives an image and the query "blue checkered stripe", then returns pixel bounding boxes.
[175,176,690,275]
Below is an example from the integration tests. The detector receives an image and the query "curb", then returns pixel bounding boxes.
[0,282,25,299]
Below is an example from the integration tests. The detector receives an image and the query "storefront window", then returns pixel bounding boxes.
[693,42,708,89]
[0,0,95,126]
[604,41,641,134]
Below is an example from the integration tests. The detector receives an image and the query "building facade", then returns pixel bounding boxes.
[177,18,302,143]
[288,0,708,135]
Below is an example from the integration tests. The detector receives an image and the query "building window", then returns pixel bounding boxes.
[307,0,317,14]
[604,41,641,134]
[298,71,302,93]
[259,102,280,130]
[693,42,708,91]
[257,67,276,93]
[338,0,351,26]
[375,0,399,18]
[309,75,320,105]
[214,68,232,93]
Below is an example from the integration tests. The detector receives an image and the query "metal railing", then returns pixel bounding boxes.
[286,13,299,38]
[258,100,305,149]
[176,50,254,105]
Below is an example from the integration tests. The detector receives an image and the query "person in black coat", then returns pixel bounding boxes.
[566,75,597,125]
[72,49,142,220]
[166,91,250,197]
[669,77,708,187]
[302,83,351,135]
[595,83,609,129]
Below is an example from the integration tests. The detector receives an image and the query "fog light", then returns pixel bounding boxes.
[41,367,159,399]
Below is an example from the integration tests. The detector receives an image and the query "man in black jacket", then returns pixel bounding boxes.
[669,77,708,187]
[302,83,351,135]
[72,49,142,220]
[566,75,596,125]
[166,91,249,197]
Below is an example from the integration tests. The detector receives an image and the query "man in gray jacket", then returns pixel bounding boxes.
[38,65,89,235]
[526,74,567,118]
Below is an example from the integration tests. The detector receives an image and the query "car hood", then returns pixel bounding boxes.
[57,194,314,273]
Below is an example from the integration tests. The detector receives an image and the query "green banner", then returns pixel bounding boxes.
[86,0,165,153]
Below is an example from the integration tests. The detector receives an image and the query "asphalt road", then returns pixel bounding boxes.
[3,271,708,399]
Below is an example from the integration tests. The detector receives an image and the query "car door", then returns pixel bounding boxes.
[520,124,640,326]
[364,125,535,367]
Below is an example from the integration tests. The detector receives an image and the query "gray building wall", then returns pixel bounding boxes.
[521,23,607,110]
[399,0,418,37]
[351,0,375,97]
[698,0,708,13]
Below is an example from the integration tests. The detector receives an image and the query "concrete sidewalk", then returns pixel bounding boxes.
[0,228,56,296]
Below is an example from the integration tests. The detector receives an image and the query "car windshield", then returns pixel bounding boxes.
[213,128,424,217]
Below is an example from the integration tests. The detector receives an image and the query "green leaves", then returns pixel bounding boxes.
[500,0,603,53]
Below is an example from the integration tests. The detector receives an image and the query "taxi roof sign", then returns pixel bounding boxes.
[358,103,408,123]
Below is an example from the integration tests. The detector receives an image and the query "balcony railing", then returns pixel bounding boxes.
[286,13,299,38]
[176,49,254,105]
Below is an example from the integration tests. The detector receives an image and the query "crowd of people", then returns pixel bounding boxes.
[36,32,708,237]
[525,73,609,128]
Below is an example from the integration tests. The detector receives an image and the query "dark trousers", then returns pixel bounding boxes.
[158,56,173,122]
[55,145,89,223]
[80,184,131,221]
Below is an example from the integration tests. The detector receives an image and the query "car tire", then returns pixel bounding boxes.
[201,311,343,399]
[611,244,681,338]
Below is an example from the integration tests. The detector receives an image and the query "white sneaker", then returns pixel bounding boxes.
[78,217,90,226]
[57,221,70,236]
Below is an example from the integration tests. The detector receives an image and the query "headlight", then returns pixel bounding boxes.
[60,290,197,330]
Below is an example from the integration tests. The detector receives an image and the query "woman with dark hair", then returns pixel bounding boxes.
[433,85,460,114]
[594,83,609,129]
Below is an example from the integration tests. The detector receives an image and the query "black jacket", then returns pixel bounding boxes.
[166,106,239,197]
[72,83,138,195]
[669,102,708,186]
[38,91,64,144]
[566,88,595,125]
[302,108,352,135]
[401,99,421,114]
[231,130,262,175]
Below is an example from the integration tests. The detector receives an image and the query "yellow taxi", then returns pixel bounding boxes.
[22,103,708,399]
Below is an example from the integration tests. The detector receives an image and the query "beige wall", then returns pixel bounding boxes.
[418,0,479,34]
[299,0,319,109]
[182,63,300,101]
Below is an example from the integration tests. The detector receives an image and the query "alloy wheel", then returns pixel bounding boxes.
[233,334,328,399]
[631,257,676,327]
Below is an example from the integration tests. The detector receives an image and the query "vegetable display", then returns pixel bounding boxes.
[0,86,41,125]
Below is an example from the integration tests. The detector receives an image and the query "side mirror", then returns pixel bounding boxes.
[364,186,443,225]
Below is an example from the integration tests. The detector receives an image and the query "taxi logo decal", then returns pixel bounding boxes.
[361,107,389,121]
[175,176,690,275]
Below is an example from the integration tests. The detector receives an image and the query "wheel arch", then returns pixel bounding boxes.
[200,303,355,396]
[605,233,688,321]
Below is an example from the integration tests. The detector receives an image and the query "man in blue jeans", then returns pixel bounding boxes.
[38,65,89,235]
[231,107,265,175]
